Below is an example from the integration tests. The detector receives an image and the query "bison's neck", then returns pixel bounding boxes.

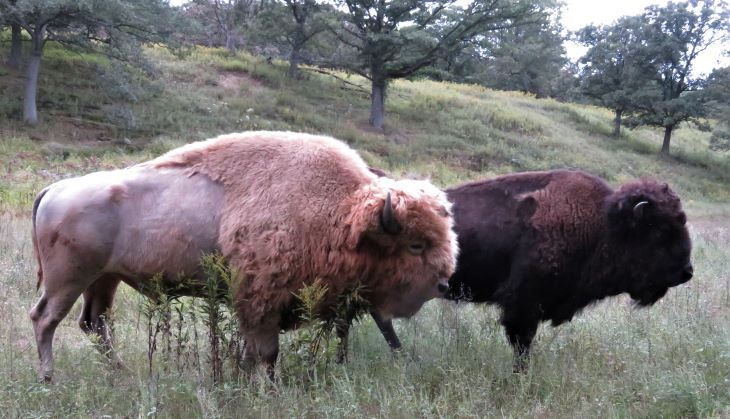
[544,227,631,325]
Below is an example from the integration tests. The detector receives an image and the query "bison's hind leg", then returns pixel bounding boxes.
[30,272,97,383]
[79,275,128,371]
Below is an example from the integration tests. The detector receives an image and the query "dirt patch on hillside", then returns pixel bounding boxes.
[218,71,263,91]
[17,118,132,151]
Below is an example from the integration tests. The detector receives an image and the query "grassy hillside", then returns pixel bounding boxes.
[1,45,729,417]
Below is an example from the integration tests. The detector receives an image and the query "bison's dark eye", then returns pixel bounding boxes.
[408,240,428,255]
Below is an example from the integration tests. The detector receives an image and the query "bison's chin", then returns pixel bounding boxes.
[388,301,426,319]
[630,287,669,307]
[376,297,429,320]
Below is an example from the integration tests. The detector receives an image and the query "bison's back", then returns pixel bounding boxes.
[446,170,612,304]
[150,132,377,247]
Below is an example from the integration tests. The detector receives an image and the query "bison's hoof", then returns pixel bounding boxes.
[335,352,349,364]
[112,360,131,373]
[512,359,529,374]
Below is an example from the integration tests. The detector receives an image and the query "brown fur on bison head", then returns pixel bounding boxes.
[605,179,692,306]
[345,178,458,320]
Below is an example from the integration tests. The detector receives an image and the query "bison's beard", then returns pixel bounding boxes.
[631,286,669,307]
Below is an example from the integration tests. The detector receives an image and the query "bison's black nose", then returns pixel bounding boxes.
[681,263,693,281]
[437,283,449,294]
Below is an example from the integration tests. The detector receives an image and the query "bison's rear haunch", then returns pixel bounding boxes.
[30,131,458,382]
[365,170,693,369]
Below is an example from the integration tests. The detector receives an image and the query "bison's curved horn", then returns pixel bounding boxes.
[633,201,649,218]
[381,192,402,235]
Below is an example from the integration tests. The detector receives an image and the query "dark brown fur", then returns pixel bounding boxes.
[352,170,693,369]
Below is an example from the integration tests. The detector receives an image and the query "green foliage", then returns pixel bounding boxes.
[0,0,185,124]
[199,252,242,384]
[478,14,566,97]
[132,253,242,385]
[138,274,172,376]
[705,66,730,151]
[287,279,332,379]
[185,0,261,52]
[284,280,369,382]
[576,1,729,152]
[710,125,730,151]
[622,0,729,153]
[331,0,552,127]
[246,0,332,77]
[576,16,655,136]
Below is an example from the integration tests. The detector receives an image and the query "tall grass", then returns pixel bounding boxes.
[0,212,728,417]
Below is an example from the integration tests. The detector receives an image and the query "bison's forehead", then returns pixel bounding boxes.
[385,178,459,263]
[613,179,685,219]
[379,178,452,213]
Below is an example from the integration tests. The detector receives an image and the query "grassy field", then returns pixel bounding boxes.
[1,44,729,417]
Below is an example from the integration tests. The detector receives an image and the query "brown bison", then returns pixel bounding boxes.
[30,131,458,382]
[339,170,693,369]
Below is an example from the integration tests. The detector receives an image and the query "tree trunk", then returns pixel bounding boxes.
[23,29,45,125]
[661,125,673,154]
[288,45,301,79]
[369,79,386,129]
[7,23,23,70]
[24,53,41,125]
[225,31,236,53]
[612,109,623,138]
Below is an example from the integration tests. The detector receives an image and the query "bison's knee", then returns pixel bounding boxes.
[29,296,48,323]
[30,297,66,332]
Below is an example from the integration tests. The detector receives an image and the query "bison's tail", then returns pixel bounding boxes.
[32,187,50,291]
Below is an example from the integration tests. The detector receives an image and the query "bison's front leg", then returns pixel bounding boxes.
[371,311,402,352]
[335,311,404,364]
[502,312,539,373]
[242,328,280,381]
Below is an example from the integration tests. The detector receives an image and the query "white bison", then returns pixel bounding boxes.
[30,131,458,382]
